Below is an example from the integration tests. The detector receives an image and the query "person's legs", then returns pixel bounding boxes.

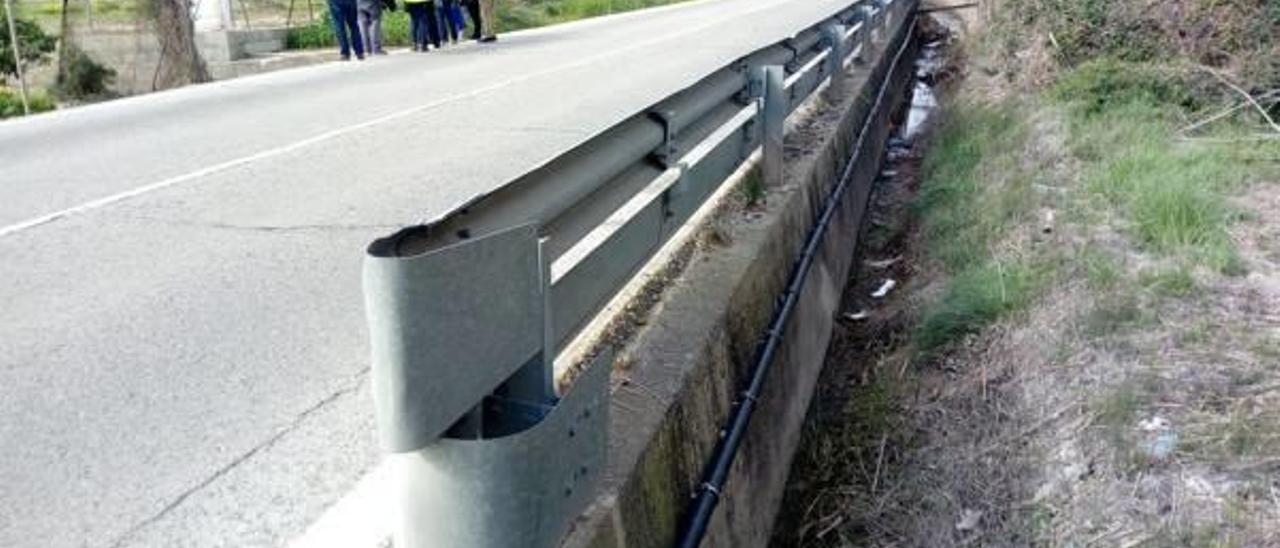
[357,7,374,55]
[369,9,384,53]
[328,0,352,58]
[424,1,442,49]
[440,0,458,43]
[448,1,465,36]
[342,4,365,58]
[407,4,426,50]
[477,0,496,41]
[463,0,481,40]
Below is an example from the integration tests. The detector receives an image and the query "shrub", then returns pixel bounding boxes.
[55,48,116,100]
[0,86,56,119]
[0,16,56,79]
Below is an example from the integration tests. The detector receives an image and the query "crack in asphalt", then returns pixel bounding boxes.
[106,369,371,548]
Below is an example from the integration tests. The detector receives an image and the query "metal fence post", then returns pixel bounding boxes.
[858,5,874,62]
[364,225,610,548]
[822,23,848,100]
[754,65,786,189]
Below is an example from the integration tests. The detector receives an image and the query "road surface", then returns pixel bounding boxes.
[0,0,858,545]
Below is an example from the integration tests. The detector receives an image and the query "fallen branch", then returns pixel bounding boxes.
[1193,64,1280,135]
[1179,90,1280,136]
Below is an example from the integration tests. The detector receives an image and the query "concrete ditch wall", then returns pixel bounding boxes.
[562,7,919,548]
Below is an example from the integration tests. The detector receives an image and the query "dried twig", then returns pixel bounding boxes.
[1193,65,1280,135]
[1179,90,1280,135]
[871,433,889,496]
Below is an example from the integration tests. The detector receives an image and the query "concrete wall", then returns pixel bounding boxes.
[562,7,919,547]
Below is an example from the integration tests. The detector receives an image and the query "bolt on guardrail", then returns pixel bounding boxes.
[361,1,903,546]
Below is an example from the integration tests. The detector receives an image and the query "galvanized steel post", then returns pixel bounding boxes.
[755,65,786,189]
[822,23,849,100]
[857,5,874,62]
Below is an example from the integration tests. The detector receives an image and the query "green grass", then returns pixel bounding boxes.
[0,86,56,119]
[911,102,1043,353]
[1138,266,1196,298]
[1055,59,1270,274]
[915,103,1028,273]
[916,261,1038,352]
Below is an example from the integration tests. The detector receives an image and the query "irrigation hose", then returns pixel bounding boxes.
[676,14,918,548]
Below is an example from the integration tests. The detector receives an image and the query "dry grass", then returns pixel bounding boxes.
[774,11,1280,547]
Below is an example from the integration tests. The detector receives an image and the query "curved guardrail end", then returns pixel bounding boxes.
[365,223,546,453]
[390,349,613,548]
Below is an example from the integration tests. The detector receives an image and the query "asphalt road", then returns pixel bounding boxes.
[0,0,859,545]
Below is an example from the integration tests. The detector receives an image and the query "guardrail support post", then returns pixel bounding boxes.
[857,6,874,62]
[822,23,848,100]
[755,65,786,189]
[364,225,609,548]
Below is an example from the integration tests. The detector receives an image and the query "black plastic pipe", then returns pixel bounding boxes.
[676,15,917,548]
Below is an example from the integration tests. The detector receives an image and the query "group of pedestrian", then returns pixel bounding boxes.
[327,0,497,60]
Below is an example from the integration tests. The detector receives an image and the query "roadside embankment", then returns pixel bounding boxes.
[773,4,1280,546]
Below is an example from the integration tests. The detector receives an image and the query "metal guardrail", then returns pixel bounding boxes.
[362,0,910,546]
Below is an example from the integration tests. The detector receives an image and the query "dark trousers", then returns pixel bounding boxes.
[328,0,364,57]
[440,0,462,42]
[406,2,442,48]
[463,0,481,40]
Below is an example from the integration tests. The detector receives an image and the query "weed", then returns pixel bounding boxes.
[1080,247,1122,290]
[1179,320,1214,347]
[739,167,765,208]
[1057,66,1256,274]
[915,103,1027,273]
[1138,266,1196,298]
[915,261,1038,352]
[1081,292,1150,339]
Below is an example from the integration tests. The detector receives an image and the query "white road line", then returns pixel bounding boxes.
[0,0,806,240]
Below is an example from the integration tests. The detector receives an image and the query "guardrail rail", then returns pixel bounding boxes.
[361,1,913,546]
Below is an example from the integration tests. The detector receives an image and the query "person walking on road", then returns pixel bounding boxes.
[440,0,463,44]
[405,0,443,51]
[462,0,482,41]
[357,0,390,56]
[328,0,365,60]
[477,0,498,42]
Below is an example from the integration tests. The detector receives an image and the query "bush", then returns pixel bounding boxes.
[0,86,56,119]
[0,16,56,79]
[55,48,116,100]
[286,13,337,49]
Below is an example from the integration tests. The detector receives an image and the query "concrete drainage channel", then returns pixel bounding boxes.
[559,12,923,548]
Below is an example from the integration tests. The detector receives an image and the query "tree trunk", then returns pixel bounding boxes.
[150,0,208,90]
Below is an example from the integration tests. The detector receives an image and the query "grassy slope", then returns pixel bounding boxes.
[775,5,1280,546]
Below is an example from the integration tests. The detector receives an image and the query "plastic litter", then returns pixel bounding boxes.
[871,279,897,299]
